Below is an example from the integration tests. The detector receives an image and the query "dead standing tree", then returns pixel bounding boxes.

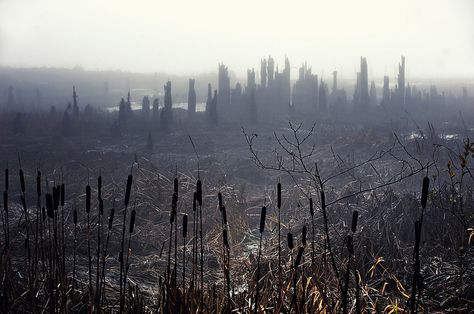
[243,120,434,310]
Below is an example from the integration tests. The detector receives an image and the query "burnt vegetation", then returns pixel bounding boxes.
[0,60,473,313]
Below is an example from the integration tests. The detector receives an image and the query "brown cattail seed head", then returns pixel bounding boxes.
[36,171,41,197]
[294,246,304,268]
[53,185,60,210]
[414,220,421,245]
[309,197,314,216]
[196,179,202,206]
[45,193,54,218]
[129,209,136,233]
[421,176,429,209]
[51,186,57,210]
[19,169,25,193]
[86,185,91,213]
[223,229,229,247]
[108,207,115,229]
[182,214,188,238]
[259,206,266,233]
[98,175,102,200]
[277,182,282,208]
[347,235,354,255]
[218,192,223,210]
[42,206,46,221]
[172,192,178,211]
[170,194,176,224]
[170,210,175,224]
[351,211,359,233]
[287,232,294,250]
[125,174,133,207]
[60,183,65,207]
[302,225,307,246]
[222,206,227,225]
[174,177,179,196]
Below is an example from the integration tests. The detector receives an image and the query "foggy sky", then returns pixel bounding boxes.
[1,0,473,79]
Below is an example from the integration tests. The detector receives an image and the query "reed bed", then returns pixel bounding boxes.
[0,157,472,313]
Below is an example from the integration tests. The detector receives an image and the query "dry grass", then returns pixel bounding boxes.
[0,148,473,313]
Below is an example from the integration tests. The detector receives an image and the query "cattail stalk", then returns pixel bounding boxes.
[86,183,92,295]
[309,197,315,265]
[165,192,177,310]
[291,246,305,312]
[95,175,103,312]
[275,181,284,310]
[72,204,78,305]
[60,182,66,285]
[255,206,266,314]
[182,213,188,287]
[197,179,204,311]
[192,192,197,292]
[173,177,179,287]
[410,176,429,313]
[342,235,354,314]
[100,204,115,308]
[45,188,55,311]
[277,182,282,272]
[354,263,361,314]
[351,210,360,314]
[321,190,339,277]
[218,193,231,303]
[222,206,231,303]
[52,184,60,287]
[120,173,133,313]
[300,224,308,309]
[32,171,41,279]
[3,188,9,249]
[124,207,136,297]
[4,167,8,191]
[18,164,32,285]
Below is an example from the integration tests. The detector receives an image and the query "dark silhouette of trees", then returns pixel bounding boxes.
[118,97,127,129]
[188,79,196,119]
[142,96,150,119]
[152,98,160,126]
[381,76,390,107]
[126,91,133,117]
[160,81,173,130]
[218,64,230,110]
[72,86,80,121]
[208,90,218,126]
